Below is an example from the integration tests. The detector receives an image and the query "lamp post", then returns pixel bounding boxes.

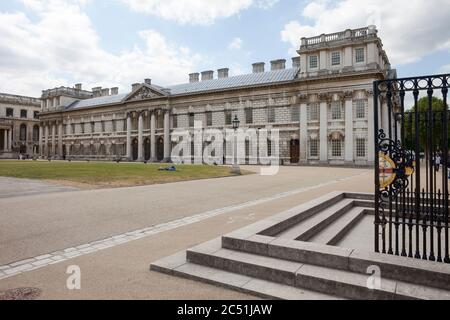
[231,115,241,175]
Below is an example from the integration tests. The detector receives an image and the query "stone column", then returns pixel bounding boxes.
[344,92,354,163]
[163,109,171,162]
[319,99,328,163]
[137,111,144,162]
[44,124,49,158]
[126,113,132,160]
[367,91,375,163]
[39,125,43,157]
[150,111,156,162]
[51,122,56,157]
[3,129,7,152]
[58,122,63,159]
[7,129,12,152]
[299,96,308,163]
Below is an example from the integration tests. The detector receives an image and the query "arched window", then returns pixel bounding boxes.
[33,125,39,141]
[20,124,27,141]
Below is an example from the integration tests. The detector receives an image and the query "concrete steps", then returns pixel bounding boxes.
[150,192,450,300]
[308,206,366,245]
[275,199,354,241]
[186,240,450,300]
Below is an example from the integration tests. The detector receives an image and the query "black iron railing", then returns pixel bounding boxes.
[374,74,449,263]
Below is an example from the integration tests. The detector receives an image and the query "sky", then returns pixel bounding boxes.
[0,0,449,97]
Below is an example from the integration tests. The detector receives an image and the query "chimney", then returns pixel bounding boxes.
[111,87,119,95]
[189,73,199,83]
[101,88,110,96]
[132,83,140,91]
[217,68,229,79]
[75,83,82,90]
[201,70,214,81]
[270,59,286,71]
[144,78,152,85]
[252,62,265,74]
[292,57,301,69]
[92,87,102,98]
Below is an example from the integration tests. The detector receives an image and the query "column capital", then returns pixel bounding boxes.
[318,93,331,103]
[298,94,308,103]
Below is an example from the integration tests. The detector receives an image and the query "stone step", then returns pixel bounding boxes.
[275,199,355,241]
[308,206,366,245]
[186,244,450,300]
[150,246,341,300]
[222,235,450,292]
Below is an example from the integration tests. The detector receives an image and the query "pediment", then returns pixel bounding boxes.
[124,84,169,102]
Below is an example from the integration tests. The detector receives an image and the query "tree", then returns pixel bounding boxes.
[403,96,449,154]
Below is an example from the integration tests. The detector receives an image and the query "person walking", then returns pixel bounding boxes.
[435,153,441,172]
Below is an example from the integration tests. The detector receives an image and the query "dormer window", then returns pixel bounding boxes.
[309,55,318,69]
[355,48,365,63]
[331,52,341,66]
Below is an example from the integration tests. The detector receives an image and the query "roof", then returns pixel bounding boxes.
[67,93,127,110]
[167,68,298,95]
[65,68,299,111]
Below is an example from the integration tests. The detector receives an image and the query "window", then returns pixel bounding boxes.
[331,101,342,120]
[245,108,253,124]
[267,139,272,157]
[189,113,195,127]
[157,114,163,129]
[34,111,39,119]
[267,107,275,123]
[356,138,367,157]
[309,55,318,69]
[355,48,365,63]
[71,123,75,134]
[112,119,117,132]
[33,125,39,141]
[291,106,299,122]
[20,124,27,141]
[307,104,319,121]
[354,99,367,119]
[331,139,343,157]
[225,110,232,125]
[331,52,341,66]
[20,109,27,118]
[173,115,178,128]
[81,123,85,134]
[101,121,105,133]
[6,108,13,117]
[309,139,319,158]
[206,111,212,126]
[90,122,95,133]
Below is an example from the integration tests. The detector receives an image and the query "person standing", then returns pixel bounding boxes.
[435,153,441,172]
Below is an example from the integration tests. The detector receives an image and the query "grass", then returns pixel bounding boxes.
[0,160,244,188]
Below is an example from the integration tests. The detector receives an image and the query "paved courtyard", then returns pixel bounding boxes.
[0,166,373,299]
[0,177,79,199]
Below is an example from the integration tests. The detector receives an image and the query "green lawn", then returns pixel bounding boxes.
[0,160,243,188]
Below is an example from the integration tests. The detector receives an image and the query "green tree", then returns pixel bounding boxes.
[403,97,449,153]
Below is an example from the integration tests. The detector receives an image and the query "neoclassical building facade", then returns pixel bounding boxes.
[0,93,41,159]
[39,26,395,166]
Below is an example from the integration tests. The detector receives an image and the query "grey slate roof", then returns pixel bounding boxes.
[66,68,299,110]
[167,68,298,95]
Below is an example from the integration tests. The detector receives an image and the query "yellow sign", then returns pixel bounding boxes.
[379,152,396,189]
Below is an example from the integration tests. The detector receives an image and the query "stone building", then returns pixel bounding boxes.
[39,26,395,165]
[0,92,41,159]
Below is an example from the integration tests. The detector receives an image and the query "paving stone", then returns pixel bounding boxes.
[150,250,187,274]
[35,254,52,260]
[32,258,53,267]
[9,258,36,267]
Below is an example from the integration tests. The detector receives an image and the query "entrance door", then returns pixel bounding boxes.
[157,137,164,161]
[132,138,138,161]
[290,139,300,163]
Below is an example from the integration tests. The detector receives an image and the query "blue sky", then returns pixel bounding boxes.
[0,0,449,96]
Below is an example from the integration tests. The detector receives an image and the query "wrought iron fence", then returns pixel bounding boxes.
[374,74,449,263]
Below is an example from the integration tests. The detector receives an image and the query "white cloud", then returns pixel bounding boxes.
[0,0,202,96]
[121,0,278,25]
[228,37,243,50]
[255,0,280,9]
[121,0,252,25]
[281,0,450,66]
